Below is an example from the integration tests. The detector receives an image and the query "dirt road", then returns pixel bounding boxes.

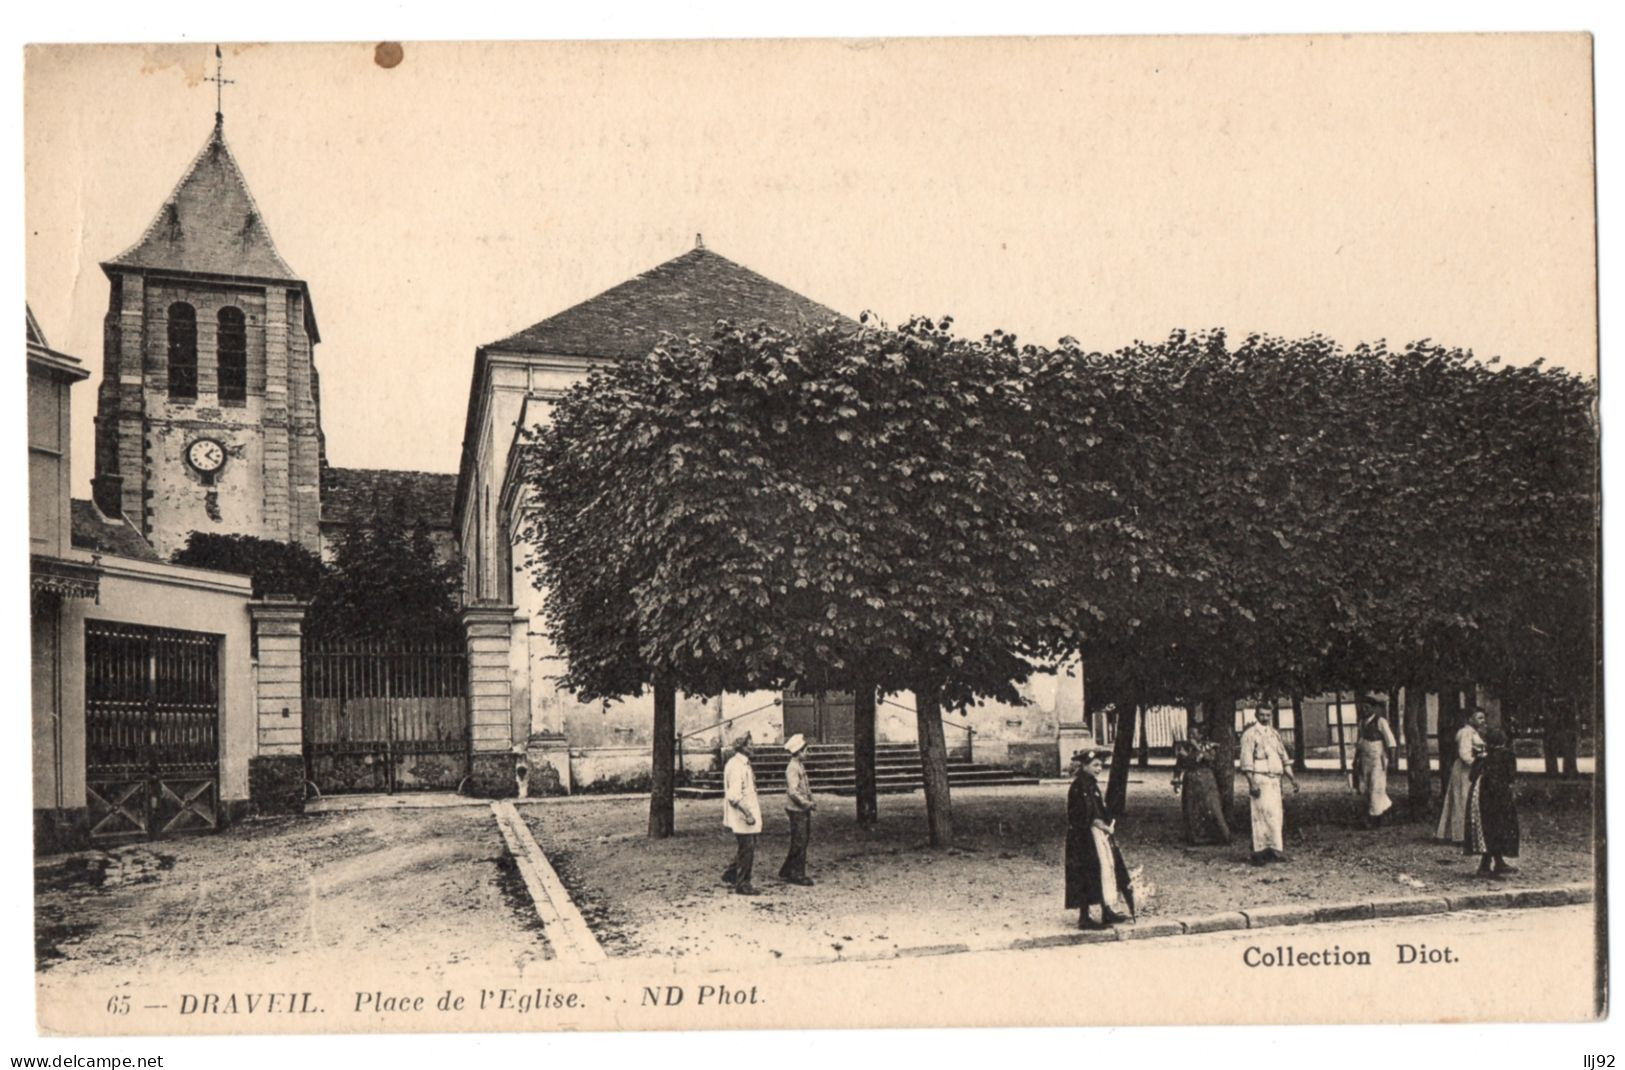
[36,805,549,988]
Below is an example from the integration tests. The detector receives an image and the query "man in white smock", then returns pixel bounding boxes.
[720,733,763,895]
[1239,706,1300,864]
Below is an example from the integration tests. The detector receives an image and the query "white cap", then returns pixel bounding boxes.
[784,734,807,755]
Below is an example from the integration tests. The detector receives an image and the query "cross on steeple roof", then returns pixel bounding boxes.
[205,45,234,127]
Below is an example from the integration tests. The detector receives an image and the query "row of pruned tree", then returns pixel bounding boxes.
[516,318,1597,841]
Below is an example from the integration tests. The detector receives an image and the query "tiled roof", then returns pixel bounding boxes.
[104,121,299,283]
[70,500,161,562]
[320,467,457,530]
[486,246,851,359]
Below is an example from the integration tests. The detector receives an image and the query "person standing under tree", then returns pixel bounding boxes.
[1065,749,1134,930]
[1172,739,1231,845]
[1239,706,1300,864]
[778,734,816,886]
[1437,708,1488,844]
[720,733,762,895]
[1466,727,1521,879]
[1352,694,1399,828]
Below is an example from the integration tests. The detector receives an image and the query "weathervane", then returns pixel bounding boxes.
[205,45,234,127]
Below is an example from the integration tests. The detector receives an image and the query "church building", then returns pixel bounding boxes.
[92,115,326,560]
[90,114,456,564]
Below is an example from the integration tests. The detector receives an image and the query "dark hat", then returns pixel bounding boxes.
[1073,748,1107,765]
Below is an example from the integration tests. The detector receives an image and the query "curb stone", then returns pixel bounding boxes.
[1369,896,1450,918]
[897,943,971,957]
[1513,887,1573,909]
[1313,901,1375,923]
[1118,920,1186,941]
[1010,932,1091,950]
[1179,912,1249,934]
[1443,890,1518,912]
[1242,903,1317,928]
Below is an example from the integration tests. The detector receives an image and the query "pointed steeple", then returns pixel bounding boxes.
[104,123,299,282]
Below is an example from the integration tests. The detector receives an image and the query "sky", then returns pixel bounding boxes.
[25,36,1597,493]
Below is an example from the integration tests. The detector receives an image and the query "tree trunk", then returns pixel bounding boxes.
[1437,688,1462,797]
[1388,690,1403,774]
[1404,685,1432,819]
[854,681,879,825]
[648,676,677,838]
[1107,700,1137,818]
[1560,695,1581,778]
[913,681,955,846]
[1136,704,1150,768]
[1206,693,1237,819]
[1333,691,1349,773]
[1541,694,1559,776]
[1291,694,1307,772]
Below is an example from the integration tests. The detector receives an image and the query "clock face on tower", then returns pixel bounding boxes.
[186,437,226,475]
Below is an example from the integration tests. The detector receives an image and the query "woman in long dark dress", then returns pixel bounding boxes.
[1464,727,1520,878]
[1065,749,1134,930]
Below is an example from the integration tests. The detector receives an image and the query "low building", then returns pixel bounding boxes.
[30,307,261,850]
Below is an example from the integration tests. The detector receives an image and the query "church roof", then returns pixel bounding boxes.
[485,246,850,359]
[458,243,853,534]
[104,121,301,284]
[321,467,458,532]
[71,500,161,562]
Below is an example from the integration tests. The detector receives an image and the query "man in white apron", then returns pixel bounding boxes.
[720,733,762,895]
[1239,706,1300,864]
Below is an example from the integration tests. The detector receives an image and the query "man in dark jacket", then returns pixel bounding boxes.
[778,734,816,885]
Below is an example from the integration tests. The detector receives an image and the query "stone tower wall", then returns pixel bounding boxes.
[93,270,323,559]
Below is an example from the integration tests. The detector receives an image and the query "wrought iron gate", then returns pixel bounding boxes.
[302,639,469,794]
[84,621,222,840]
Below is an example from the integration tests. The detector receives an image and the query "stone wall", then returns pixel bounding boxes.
[95,271,323,558]
[566,745,718,794]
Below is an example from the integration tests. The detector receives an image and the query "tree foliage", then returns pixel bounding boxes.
[307,494,462,643]
[173,504,463,645]
[519,313,1597,828]
[520,317,1067,697]
[171,532,326,601]
[518,316,1068,841]
[1029,330,1597,719]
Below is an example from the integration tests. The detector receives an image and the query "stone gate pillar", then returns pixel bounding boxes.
[464,601,521,796]
[248,598,308,814]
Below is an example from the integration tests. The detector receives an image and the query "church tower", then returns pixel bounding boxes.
[92,111,324,559]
